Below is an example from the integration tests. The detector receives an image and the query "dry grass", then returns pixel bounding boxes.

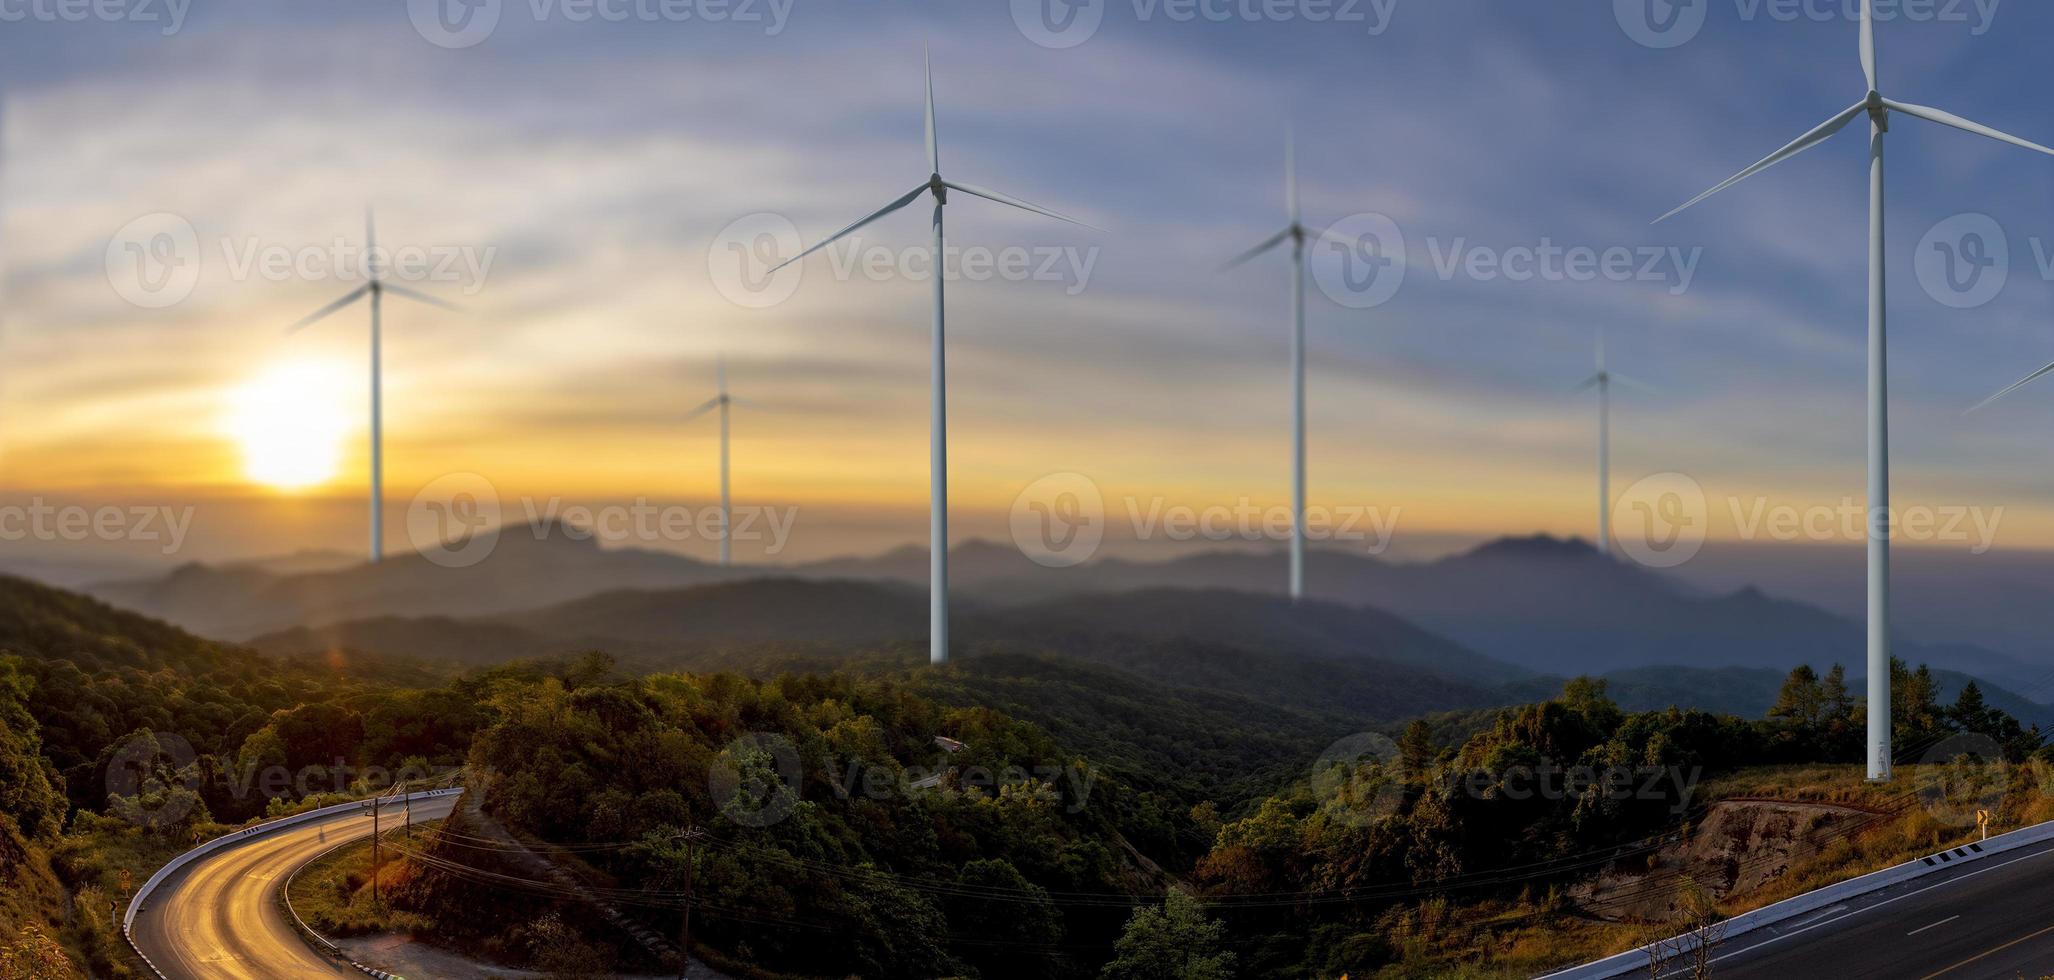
[1368,761,2054,979]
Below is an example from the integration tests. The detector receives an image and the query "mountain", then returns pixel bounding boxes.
[97,527,2046,687]
[253,579,1528,720]
[90,520,734,640]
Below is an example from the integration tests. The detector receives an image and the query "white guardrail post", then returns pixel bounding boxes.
[121,787,463,980]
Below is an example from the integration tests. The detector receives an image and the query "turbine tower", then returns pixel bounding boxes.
[1656,0,2054,780]
[684,356,747,568]
[1221,130,1360,602]
[768,50,1097,664]
[285,209,459,564]
[1575,337,1652,556]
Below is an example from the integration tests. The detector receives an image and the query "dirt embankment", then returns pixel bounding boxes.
[1571,798,1882,923]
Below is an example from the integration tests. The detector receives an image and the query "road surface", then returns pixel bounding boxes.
[129,796,457,980]
[1662,834,2054,979]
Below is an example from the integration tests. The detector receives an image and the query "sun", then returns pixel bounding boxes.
[225,361,354,491]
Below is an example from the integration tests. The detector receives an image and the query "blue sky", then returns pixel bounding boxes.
[3,0,2054,565]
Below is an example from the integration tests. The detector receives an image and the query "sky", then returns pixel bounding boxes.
[4,0,2054,571]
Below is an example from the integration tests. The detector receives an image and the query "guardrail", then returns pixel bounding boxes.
[121,788,464,979]
[1536,816,2054,979]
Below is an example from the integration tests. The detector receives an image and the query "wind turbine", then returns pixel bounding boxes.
[1221,130,1358,602]
[1575,337,1653,556]
[285,209,459,564]
[1655,0,2054,781]
[766,50,1097,665]
[684,356,748,567]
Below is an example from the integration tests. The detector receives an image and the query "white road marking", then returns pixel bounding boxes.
[1700,843,2054,970]
[1907,914,1961,937]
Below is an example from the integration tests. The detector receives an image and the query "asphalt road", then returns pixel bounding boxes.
[129,796,458,980]
[1663,834,2054,979]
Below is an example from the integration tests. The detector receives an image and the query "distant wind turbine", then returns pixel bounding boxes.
[683,356,750,568]
[1221,130,1363,602]
[1574,337,1653,557]
[1655,0,2054,781]
[285,209,459,564]
[767,50,1098,665]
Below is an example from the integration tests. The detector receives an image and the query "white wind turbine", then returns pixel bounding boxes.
[1574,337,1653,556]
[1221,130,1360,602]
[683,356,750,568]
[767,51,1098,665]
[1656,0,2054,780]
[285,209,459,564]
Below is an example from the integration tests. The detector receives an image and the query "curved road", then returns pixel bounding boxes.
[1652,833,2054,979]
[130,797,458,980]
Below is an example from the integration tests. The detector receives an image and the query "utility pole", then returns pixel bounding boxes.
[673,826,706,980]
[371,797,380,906]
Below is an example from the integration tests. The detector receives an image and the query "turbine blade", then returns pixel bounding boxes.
[769,183,930,275]
[924,46,939,175]
[382,283,461,312]
[1222,227,1291,271]
[683,397,722,422]
[284,284,371,334]
[1610,371,1658,394]
[1859,0,1877,91]
[1968,360,2054,415]
[1574,374,1603,393]
[1884,99,2054,159]
[1655,101,1868,224]
[941,180,1101,231]
[366,206,379,281]
[716,353,728,395]
[1285,125,1299,224]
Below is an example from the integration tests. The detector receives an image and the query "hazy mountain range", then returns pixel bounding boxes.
[89,523,2049,695]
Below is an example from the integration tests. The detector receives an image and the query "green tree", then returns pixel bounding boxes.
[1769,665,1822,729]
[1820,664,1854,725]
[1101,889,1235,980]
[1398,718,1436,779]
